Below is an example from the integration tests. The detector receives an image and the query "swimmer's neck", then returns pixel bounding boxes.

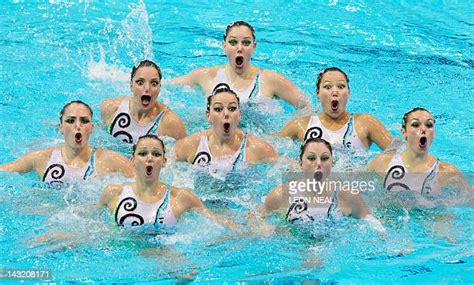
[319,111,350,125]
[225,63,257,80]
[209,129,242,147]
[135,177,164,196]
[61,145,91,164]
[129,99,161,121]
[402,149,433,166]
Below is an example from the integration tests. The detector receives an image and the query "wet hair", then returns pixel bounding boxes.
[316,67,350,93]
[132,134,166,156]
[206,83,240,111]
[131,60,162,82]
[299,138,333,161]
[223,21,256,42]
[401,107,434,130]
[59,100,93,122]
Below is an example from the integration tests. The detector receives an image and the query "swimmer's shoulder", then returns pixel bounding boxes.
[100,183,126,209]
[174,131,206,162]
[100,97,127,124]
[169,186,202,214]
[279,115,312,140]
[367,152,395,174]
[246,133,278,163]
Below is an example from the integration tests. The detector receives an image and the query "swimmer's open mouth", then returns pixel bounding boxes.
[223,123,231,134]
[146,166,153,175]
[75,133,82,144]
[235,56,244,68]
[314,171,323,181]
[419,136,427,149]
[141,95,152,107]
[331,100,339,112]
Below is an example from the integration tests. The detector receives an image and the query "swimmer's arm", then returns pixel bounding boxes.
[100,98,123,127]
[96,149,135,178]
[181,189,239,229]
[439,162,472,194]
[174,133,200,163]
[264,70,310,108]
[278,117,304,140]
[169,67,207,87]
[99,184,123,210]
[343,192,370,219]
[246,135,278,164]
[160,111,187,140]
[367,153,392,176]
[0,149,48,175]
[361,114,392,150]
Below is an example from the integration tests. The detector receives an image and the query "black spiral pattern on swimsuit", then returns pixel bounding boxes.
[115,197,144,227]
[304,126,323,142]
[286,198,314,223]
[110,113,133,143]
[384,165,410,191]
[192,152,211,167]
[42,163,65,183]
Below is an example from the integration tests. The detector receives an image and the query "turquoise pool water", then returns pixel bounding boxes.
[1,0,473,283]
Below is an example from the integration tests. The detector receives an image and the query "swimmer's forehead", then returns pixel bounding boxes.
[136,140,164,152]
[226,26,254,39]
[320,71,347,83]
[63,104,92,117]
[407,111,434,121]
[210,93,239,104]
[133,66,161,80]
[304,142,331,155]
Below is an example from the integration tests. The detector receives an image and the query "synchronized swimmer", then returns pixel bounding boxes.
[1,20,471,241]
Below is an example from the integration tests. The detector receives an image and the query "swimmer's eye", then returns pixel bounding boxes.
[80,118,91,124]
[337,83,346,89]
[323,84,332,90]
[151,80,160,87]
[213,106,223,112]
[135,79,144,86]
[228,106,238,112]
[321,155,330,162]
[137,151,148,157]
[426,121,434,128]
[243,40,252,46]
[65,118,75,124]
[228,39,237,46]
[306,155,316,161]
[152,151,162,157]
[411,122,420,128]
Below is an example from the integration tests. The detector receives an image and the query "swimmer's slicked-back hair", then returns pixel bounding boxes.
[206,83,240,111]
[60,100,93,122]
[316,67,350,93]
[133,134,166,156]
[224,21,256,42]
[131,60,162,82]
[402,107,434,130]
[300,138,333,161]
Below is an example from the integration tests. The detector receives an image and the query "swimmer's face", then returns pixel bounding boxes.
[206,92,241,139]
[317,71,350,119]
[223,25,256,73]
[133,138,167,181]
[130,66,161,109]
[401,110,435,153]
[300,142,333,181]
[60,103,93,149]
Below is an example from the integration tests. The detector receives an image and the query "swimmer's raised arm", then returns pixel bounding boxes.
[174,132,201,163]
[263,69,310,108]
[359,113,392,150]
[100,97,124,127]
[174,187,239,229]
[0,149,49,176]
[278,117,307,140]
[245,134,278,164]
[160,110,187,140]
[95,149,135,178]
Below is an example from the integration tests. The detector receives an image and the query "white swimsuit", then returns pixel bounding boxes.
[286,190,343,224]
[115,185,177,229]
[384,153,441,194]
[42,149,96,185]
[109,100,165,144]
[213,68,261,103]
